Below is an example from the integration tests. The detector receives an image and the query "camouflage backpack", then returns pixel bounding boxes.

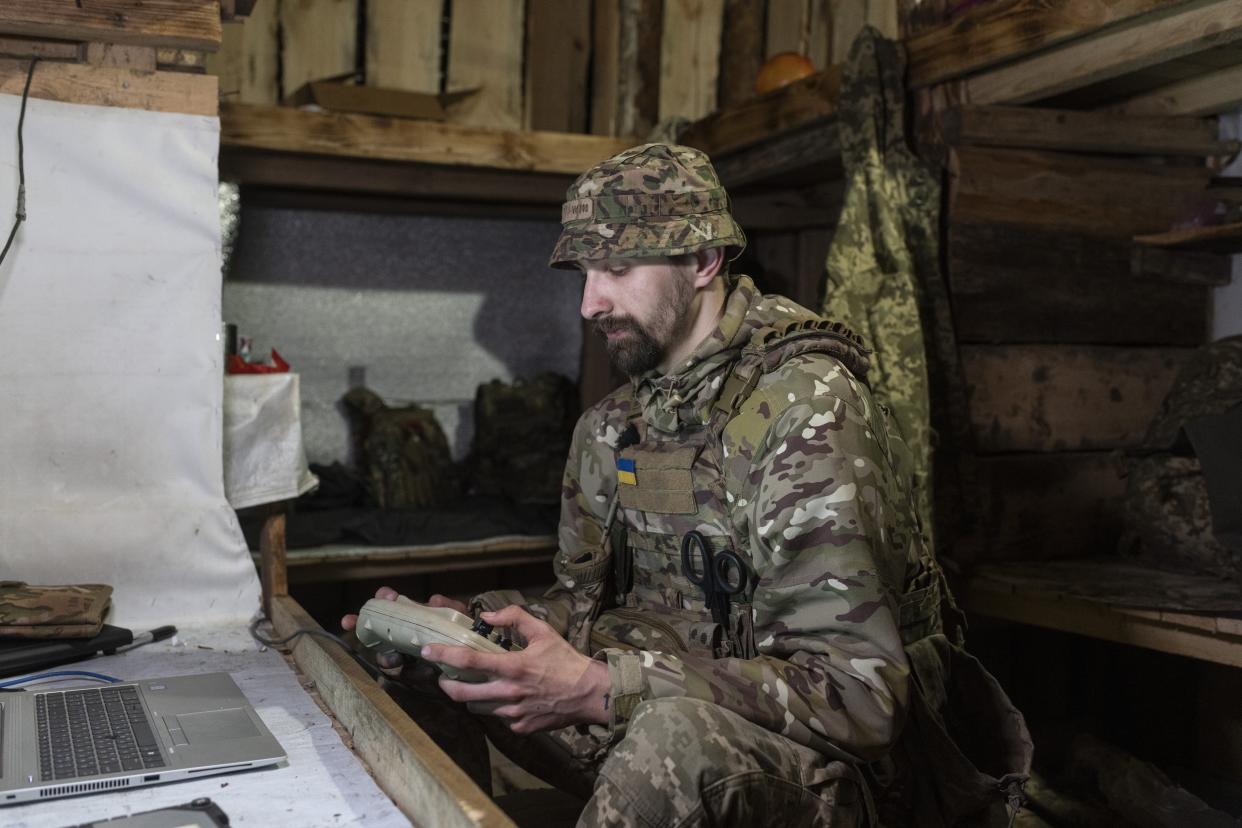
[1120,336,1242,579]
[341,387,460,510]
[468,372,578,504]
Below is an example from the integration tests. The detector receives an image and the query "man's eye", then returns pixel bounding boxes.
[609,266,628,276]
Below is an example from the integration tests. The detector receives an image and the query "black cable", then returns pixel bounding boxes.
[249,616,384,681]
[0,57,37,269]
[248,616,458,704]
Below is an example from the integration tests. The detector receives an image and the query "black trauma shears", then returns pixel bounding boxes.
[680,530,746,626]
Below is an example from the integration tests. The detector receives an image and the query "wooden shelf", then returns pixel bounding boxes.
[250,535,557,584]
[1134,221,1242,255]
[681,67,843,194]
[960,560,1242,669]
[219,103,633,211]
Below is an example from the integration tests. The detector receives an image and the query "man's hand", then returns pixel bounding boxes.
[341,586,468,672]
[425,605,610,734]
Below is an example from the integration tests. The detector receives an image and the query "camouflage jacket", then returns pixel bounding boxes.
[475,276,934,762]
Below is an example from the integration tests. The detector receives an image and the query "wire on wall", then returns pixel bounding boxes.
[0,57,38,269]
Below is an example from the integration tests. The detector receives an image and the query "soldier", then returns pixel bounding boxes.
[344,143,1027,826]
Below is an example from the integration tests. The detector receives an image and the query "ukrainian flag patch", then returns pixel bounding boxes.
[616,457,637,486]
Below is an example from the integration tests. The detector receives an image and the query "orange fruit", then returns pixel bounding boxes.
[755,52,815,95]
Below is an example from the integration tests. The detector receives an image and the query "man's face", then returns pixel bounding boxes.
[578,256,697,377]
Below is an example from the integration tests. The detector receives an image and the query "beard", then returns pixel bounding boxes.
[595,272,696,377]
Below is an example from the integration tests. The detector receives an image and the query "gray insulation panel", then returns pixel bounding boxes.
[223,206,583,463]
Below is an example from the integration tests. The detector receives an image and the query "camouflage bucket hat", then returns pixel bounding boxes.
[549,143,747,269]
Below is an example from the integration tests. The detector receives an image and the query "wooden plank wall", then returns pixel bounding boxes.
[943,116,1221,564]
[206,0,898,134]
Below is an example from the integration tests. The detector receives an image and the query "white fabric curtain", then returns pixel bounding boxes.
[0,95,260,628]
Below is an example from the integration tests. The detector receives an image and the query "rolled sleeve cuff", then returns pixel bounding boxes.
[595,648,647,741]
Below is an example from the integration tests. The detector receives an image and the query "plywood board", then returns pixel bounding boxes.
[366,0,442,93]
[659,0,725,121]
[280,0,358,101]
[446,0,524,129]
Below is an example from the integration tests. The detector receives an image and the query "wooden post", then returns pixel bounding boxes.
[259,506,288,616]
[659,0,725,122]
[524,0,591,132]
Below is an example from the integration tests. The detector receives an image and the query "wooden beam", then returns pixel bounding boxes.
[718,0,764,108]
[0,58,216,116]
[1116,63,1242,115]
[0,0,221,51]
[960,579,1242,669]
[270,595,515,828]
[207,0,278,104]
[280,0,357,101]
[961,345,1191,452]
[259,511,287,616]
[831,0,867,65]
[366,0,443,93]
[681,65,841,155]
[220,149,575,205]
[948,222,1213,346]
[942,104,1235,157]
[949,147,1213,237]
[1131,245,1232,285]
[731,179,845,229]
[84,42,157,71]
[955,452,1127,563]
[1135,220,1242,254]
[220,103,633,174]
[962,0,1242,105]
[0,35,81,61]
[590,0,661,138]
[524,0,591,132]
[156,47,209,73]
[712,118,841,190]
[659,0,725,121]
[446,0,524,129]
[906,0,1179,89]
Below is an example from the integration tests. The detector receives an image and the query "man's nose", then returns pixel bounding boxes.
[580,272,610,320]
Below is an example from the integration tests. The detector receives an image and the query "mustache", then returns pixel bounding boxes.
[595,316,642,337]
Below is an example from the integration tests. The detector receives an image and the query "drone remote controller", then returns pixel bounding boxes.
[354,596,520,682]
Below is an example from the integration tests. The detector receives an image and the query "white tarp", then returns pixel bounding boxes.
[223,373,318,509]
[0,94,260,628]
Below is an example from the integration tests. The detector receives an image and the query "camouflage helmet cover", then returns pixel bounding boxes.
[549,143,747,269]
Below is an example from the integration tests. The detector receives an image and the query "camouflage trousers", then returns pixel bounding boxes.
[398,688,866,827]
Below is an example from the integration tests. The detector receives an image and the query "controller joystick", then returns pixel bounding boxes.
[353,597,520,682]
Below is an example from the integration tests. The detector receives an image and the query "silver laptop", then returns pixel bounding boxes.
[0,672,285,805]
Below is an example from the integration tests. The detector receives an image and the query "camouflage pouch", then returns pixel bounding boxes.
[0,581,113,639]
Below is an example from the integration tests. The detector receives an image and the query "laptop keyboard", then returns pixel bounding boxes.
[35,686,166,781]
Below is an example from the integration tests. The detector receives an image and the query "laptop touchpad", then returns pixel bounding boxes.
[176,708,260,743]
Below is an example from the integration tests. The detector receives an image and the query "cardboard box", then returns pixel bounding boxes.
[286,76,478,121]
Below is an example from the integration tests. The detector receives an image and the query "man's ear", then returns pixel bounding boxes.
[691,247,725,288]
